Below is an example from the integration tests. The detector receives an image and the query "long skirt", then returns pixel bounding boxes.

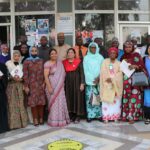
[46,87,70,127]
[102,96,121,121]
[85,85,102,119]
[7,81,28,129]
[122,75,143,121]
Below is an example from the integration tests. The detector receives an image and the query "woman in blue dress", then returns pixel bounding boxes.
[83,42,104,122]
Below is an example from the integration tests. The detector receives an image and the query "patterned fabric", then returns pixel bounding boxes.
[122,74,143,121]
[102,96,121,121]
[44,60,70,127]
[121,52,144,121]
[7,81,28,129]
[23,59,46,107]
[85,85,102,119]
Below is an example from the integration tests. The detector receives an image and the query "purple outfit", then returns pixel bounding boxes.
[0,54,10,64]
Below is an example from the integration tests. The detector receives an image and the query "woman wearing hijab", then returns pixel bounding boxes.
[44,49,70,127]
[121,41,145,124]
[100,47,123,123]
[23,46,46,126]
[83,42,104,122]
[6,50,28,129]
[63,48,85,123]
[0,63,9,133]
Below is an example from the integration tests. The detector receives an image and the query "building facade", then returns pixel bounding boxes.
[0,0,150,55]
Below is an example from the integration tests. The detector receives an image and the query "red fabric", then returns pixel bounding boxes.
[63,58,81,72]
[108,47,118,56]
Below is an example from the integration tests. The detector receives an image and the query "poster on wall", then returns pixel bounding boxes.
[57,14,73,34]
[25,19,36,35]
[37,19,49,34]
[25,19,50,46]
[27,35,36,46]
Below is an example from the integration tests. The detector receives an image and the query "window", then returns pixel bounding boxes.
[75,0,114,10]
[75,14,114,47]
[15,0,55,12]
[119,0,150,11]
[15,15,55,46]
[0,16,10,23]
[0,0,10,12]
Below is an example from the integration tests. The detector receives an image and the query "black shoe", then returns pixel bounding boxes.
[87,118,92,123]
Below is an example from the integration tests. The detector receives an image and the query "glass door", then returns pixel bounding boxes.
[119,24,150,49]
[0,24,12,56]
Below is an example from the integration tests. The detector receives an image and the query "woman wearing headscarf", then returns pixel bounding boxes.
[100,47,123,123]
[0,63,9,133]
[83,42,104,122]
[23,46,45,126]
[6,50,28,129]
[44,49,70,127]
[63,48,85,123]
[121,41,145,124]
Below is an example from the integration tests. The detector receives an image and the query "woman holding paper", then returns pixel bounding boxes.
[100,47,123,123]
[6,50,28,129]
[121,41,145,124]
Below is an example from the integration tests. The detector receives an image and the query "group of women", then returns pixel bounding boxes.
[0,39,150,134]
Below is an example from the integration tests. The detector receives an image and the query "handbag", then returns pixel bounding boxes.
[90,87,100,106]
[132,71,149,86]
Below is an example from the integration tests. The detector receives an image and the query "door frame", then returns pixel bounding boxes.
[119,23,150,49]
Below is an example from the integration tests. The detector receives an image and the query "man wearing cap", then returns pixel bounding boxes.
[54,32,71,60]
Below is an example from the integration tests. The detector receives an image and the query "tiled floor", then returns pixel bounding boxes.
[0,120,150,150]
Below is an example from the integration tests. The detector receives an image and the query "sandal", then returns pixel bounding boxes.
[33,118,39,126]
[104,120,108,124]
[129,120,134,124]
[74,117,80,124]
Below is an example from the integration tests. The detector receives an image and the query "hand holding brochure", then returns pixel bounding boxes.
[120,60,135,78]
[10,66,23,78]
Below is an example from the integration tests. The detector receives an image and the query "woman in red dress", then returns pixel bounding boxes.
[23,46,46,126]
[121,41,145,124]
